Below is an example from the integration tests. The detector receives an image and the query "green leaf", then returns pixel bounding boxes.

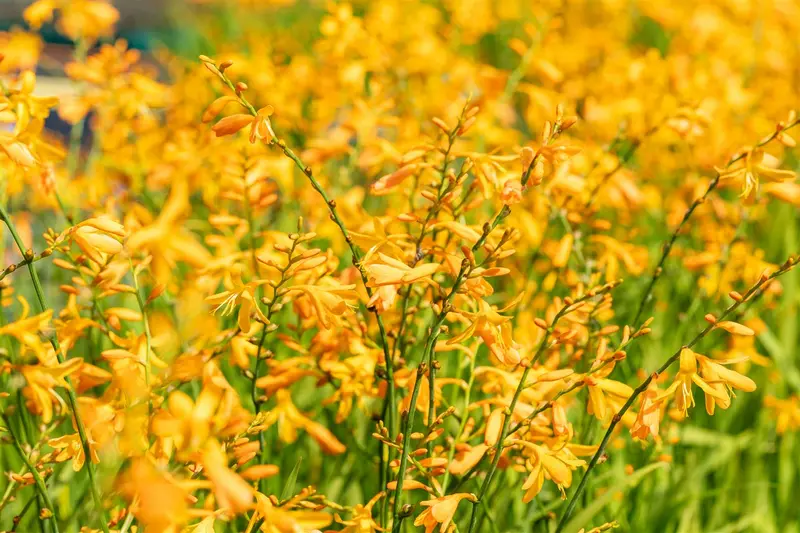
[560,462,667,533]
[630,16,671,57]
[280,457,303,501]
[759,327,800,394]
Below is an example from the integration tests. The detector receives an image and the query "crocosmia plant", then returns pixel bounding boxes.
[1,1,799,532]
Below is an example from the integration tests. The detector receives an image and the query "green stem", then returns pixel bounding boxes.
[465,287,613,533]
[210,64,400,493]
[129,259,154,418]
[3,415,59,533]
[117,505,136,533]
[0,206,110,533]
[440,352,477,493]
[555,256,798,532]
[632,117,800,327]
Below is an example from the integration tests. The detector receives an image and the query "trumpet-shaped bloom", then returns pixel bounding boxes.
[206,269,268,334]
[286,281,357,330]
[414,493,477,533]
[447,299,521,366]
[659,348,755,417]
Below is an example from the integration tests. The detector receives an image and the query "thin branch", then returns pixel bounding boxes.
[555,254,799,532]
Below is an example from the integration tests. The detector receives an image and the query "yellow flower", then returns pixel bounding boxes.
[0,296,53,362]
[348,217,407,263]
[65,217,126,265]
[117,458,191,532]
[334,492,384,533]
[764,396,800,435]
[244,492,332,533]
[152,382,229,454]
[25,0,119,43]
[517,442,586,501]
[660,348,755,417]
[716,148,796,199]
[206,269,268,334]
[23,0,56,29]
[364,252,439,312]
[414,493,477,533]
[254,390,346,454]
[200,439,254,514]
[286,280,357,330]
[585,376,633,424]
[126,178,213,283]
[695,354,757,415]
[0,134,38,167]
[21,358,82,423]
[365,253,440,287]
[447,299,521,366]
[49,432,99,472]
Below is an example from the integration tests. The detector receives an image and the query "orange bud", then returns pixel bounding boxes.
[212,114,254,137]
[484,408,504,446]
[552,234,573,268]
[432,117,450,133]
[715,321,755,336]
[202,96,237,123]
[146,284,167,305]
[386,479,432,492]
[240,465,280,480]
[458,116,477,136]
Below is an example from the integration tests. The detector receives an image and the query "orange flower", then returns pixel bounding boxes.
[21,358,82,423]
[210,106,275,143]
[249,105,276,144]
[716,148,797,199]
[370,163,423,196]
[414,493,477,533]
[212,114,254,137]
[447,299,521,366]
[49,432,99,472]
[253,390,346,455]
[285,281,357,330]
[659,348,755,417]
[206,269,268,334]
[117,458,191,532]
[245,492,332,533]
[200,439,254,514]
[630,388,664,440]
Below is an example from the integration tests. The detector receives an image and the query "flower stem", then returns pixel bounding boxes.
[210,65,400,484]
[466,286,617,533]
[555,255,799,533]
[632,117,800,327]
[2,414,60,533]
[0,205,110,533]
[129,259,153,416]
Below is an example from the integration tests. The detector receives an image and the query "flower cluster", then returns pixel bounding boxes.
[0,1,799,533]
